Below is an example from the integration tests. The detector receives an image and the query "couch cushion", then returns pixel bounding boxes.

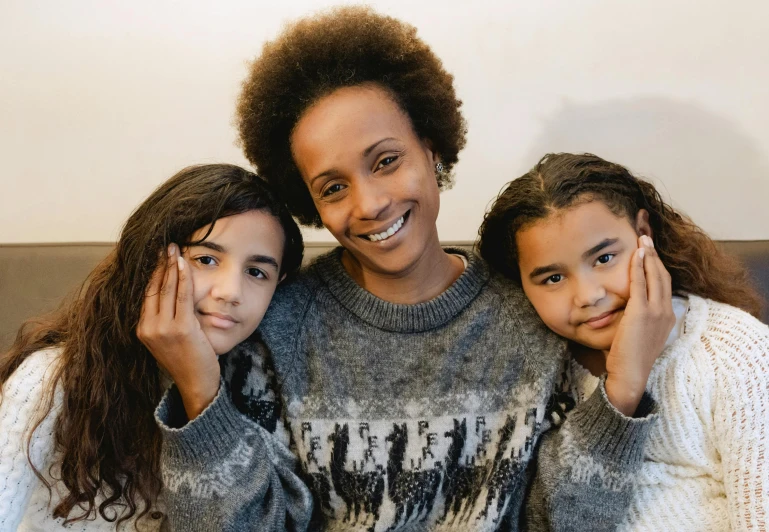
[1,241,766,350]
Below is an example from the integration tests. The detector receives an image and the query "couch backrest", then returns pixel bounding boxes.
[1,241,767,350]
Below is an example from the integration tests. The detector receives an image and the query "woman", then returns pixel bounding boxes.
[145,7,674,531]
[0,164,302,530]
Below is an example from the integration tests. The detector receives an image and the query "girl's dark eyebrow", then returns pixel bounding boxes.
[528,238,621,280]
[529,263,565,280]
[191,241,279,270]
[582,238,619,260]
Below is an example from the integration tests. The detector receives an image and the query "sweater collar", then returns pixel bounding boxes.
[312,247,489,333]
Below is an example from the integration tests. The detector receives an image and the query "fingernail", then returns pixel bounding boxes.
[168,244,175,257]
[177,256,184,271]
[639,248,646,259]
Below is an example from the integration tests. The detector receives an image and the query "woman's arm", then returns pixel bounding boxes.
[139,248,313,531]
[524,242,672,530]
[0,349,59,529]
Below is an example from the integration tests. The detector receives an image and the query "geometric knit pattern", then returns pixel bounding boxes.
[0,348,165,531]
[157,248,658,531]
[571,295,769,531]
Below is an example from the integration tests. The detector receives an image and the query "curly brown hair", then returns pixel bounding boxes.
[478,153,763,318]
[0,165,302,526]
[236,5,468,227]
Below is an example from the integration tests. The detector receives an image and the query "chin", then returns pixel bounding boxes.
[204,330,240,356]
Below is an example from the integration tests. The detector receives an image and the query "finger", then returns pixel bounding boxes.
[142,251,166,319]
[159,244,179,319]
[174,256,195,322]
[628,245,648,305]
[642,236,668,306]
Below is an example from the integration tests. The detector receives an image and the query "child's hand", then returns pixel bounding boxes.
[604,235,675,416]
[137,244,220,420]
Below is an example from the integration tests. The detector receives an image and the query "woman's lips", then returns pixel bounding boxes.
[583,309,621,330]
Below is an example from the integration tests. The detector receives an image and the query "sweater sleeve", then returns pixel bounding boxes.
[0,349,60,530]
[524,376,658,531]
[708,307,769,529]
[156,343,313,532]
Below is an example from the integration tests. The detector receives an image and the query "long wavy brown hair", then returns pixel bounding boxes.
[478,153,763,318]
[0,164,303,527]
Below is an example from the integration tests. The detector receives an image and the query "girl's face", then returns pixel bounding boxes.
[182,209,286,355]
[516,201,650,353]
[290,84,441,276]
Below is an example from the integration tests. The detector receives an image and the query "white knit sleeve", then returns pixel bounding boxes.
[0,349,60,530]
[707,305,769,530]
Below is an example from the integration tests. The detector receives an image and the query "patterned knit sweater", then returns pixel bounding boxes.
[570,295,769,531]
[156,249,658,531]
[0,348,166,531]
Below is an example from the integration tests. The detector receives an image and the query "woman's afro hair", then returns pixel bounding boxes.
[236,5,468,226]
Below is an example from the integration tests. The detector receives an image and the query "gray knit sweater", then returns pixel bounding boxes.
[156,249,657,531]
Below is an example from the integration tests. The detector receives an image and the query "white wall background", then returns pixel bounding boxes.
[1,0,768,243]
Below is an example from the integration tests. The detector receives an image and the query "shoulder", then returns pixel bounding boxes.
[686,295,769,375]
[259,258,324,331]
[481,265,567,360]
[1,348,62,398]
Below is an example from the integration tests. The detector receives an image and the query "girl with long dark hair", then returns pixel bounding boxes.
[0,164,302,530]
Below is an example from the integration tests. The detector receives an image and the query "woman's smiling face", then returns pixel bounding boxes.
[290,84,441,277]
[516,201,650,352]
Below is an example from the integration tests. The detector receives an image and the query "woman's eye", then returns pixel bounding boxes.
[544,274,563,285]
[247,268,266,279]
[596,253,615,265]
[375,155,398,171]
[321,183,345,197]
[195,256,216,266]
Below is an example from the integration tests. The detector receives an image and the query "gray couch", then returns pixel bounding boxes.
[1,241,767,351]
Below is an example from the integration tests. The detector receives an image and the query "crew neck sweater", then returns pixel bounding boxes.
[0,348,166,531]
[157,248,658,531]
[570,295,769,530]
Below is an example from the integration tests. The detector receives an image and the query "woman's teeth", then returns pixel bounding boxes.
[367,215,405,242]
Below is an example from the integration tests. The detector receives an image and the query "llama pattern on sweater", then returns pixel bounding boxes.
[224,342,551,531]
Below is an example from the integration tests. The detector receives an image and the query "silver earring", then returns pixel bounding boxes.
[435,162,444,173]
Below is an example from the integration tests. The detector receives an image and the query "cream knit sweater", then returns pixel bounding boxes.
[572,295,769,531]
[0,348,164,531]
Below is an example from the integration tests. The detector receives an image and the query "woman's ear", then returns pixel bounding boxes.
[279,273,287,284]
[635,209,653,239]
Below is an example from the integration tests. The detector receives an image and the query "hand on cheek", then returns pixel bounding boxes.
[137,244,221,421]
[604,235,676,416]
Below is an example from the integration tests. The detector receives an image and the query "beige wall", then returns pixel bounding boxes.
[1,0,768,243]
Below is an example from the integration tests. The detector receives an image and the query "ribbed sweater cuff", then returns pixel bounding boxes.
[568,376,659,466]
[155,381,259,463]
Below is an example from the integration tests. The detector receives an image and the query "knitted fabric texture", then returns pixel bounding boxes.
[157,249,658,531]
[0,348,165,531]
[571,295,769,531]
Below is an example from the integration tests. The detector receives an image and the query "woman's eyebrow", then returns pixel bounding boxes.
[362,137,397,157]
[582,238,619,260]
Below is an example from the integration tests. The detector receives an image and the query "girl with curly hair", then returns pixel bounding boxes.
[143,7,675,531]
[0,164,302,530]
[479,152,768,530]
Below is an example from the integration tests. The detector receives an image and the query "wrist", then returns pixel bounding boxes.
[176,373,221,420]
[604,375,647,416]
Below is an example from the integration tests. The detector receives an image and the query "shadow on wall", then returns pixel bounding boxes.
[523,97,769,240]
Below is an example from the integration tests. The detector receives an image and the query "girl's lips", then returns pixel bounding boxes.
[200,312,238,330]
[583,309,621,330]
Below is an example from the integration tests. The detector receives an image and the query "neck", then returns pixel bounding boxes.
[341,236,463,305]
